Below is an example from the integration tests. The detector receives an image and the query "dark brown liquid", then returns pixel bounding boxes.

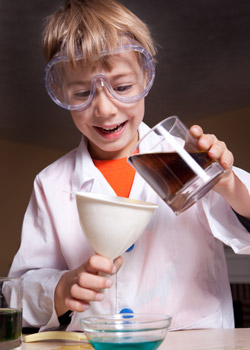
[128,151,213,201]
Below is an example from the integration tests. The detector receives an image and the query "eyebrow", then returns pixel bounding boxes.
[67,72,137,88]
[67,80,90,88]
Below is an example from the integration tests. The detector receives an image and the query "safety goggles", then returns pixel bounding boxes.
[44,42,155,111]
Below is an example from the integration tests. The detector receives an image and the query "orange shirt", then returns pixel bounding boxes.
[93,157,135,198]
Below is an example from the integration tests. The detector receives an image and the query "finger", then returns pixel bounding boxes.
[207,140,227,160]
[197,134,218,151]
[218,149,234,169]
[71,284,104,302]
[65,296,90,313]
[190,125,203,138]
[70,279,106,303]
[78,271,112,290]
[201,138,232,168]
[113,256,123,274]
[85,255,114,274]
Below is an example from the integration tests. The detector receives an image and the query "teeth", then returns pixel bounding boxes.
[99,123,124,134]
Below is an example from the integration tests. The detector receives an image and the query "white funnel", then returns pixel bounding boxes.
[76,192,158,260]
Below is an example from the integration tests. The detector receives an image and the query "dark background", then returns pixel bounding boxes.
[0,0,250,150]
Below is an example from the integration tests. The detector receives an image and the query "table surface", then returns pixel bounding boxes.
[19,328,250,350]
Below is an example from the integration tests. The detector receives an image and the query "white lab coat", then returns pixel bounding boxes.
[8,122,250,331]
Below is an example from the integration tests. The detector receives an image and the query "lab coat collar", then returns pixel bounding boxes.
[71,136,90,194]
[71,135,105,196]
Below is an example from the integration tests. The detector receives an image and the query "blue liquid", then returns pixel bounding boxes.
[90,337,163,350]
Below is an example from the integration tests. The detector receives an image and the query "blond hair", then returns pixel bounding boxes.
[42,0,156,64]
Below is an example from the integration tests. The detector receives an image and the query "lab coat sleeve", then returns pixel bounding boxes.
[8,175,69,330]
[201,166,250,254]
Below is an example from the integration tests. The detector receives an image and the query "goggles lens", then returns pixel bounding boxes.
[44,44,155,111]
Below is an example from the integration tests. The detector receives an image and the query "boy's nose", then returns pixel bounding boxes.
[93,80,118,117]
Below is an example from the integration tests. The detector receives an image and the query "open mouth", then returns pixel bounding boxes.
[96,121,127,134]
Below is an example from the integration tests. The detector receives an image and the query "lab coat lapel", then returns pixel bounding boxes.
[72,135,116,196]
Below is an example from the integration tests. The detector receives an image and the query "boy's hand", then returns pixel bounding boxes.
[54,254,123,316]
[190,125,234,190]
[190,124,250,219]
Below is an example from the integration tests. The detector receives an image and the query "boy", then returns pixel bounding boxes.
[9,0,250,331]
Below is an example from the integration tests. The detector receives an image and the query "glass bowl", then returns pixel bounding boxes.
[80,313,172,350]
